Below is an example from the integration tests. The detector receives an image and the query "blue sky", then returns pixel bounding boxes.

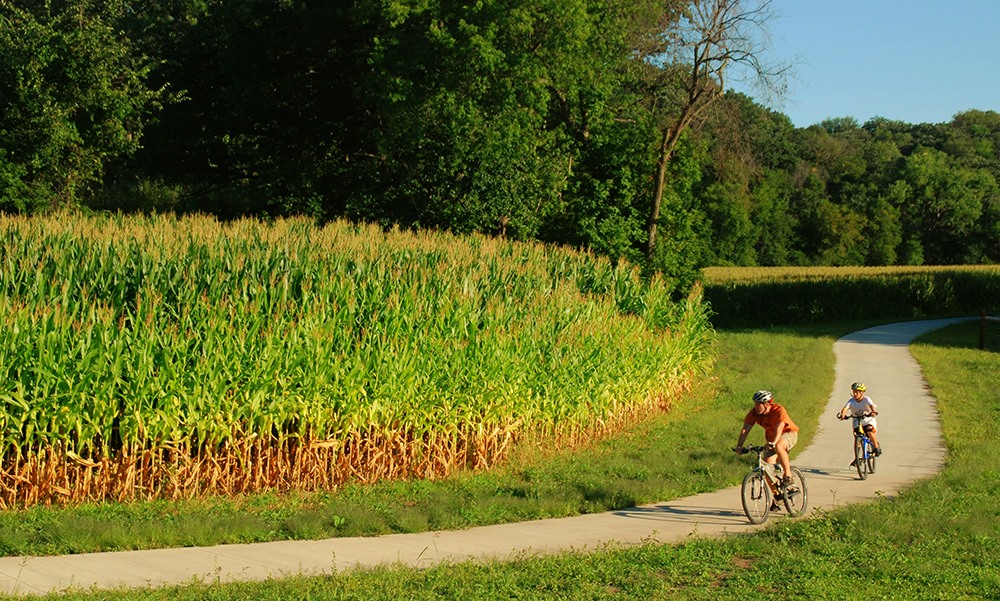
[731,0,1000,128]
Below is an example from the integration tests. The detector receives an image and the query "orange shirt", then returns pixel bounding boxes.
[743,403,799,441]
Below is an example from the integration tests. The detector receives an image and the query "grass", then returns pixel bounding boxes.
[7,317,998,599]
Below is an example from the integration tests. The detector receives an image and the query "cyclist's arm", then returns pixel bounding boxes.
[735,423,753,453]
[837,402,851,419]
[771,421,786,447]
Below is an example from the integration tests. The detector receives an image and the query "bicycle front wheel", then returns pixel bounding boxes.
[740,470,771,524]
[866,440,877,474]
[854,436,868,480]
[781,466,808,517]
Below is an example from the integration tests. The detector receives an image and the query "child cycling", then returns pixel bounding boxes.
[837,381,882,464]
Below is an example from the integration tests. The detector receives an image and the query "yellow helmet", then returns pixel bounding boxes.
[851,382,867,392]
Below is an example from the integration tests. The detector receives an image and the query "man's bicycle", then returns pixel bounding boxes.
[734,445,808,524]
[839,412,877,480]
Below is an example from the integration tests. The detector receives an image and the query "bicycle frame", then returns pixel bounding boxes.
[852,417,876,480]
[753,447,782,493]
[737,445,807,524]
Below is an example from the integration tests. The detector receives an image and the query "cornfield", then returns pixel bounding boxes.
[702,265,1000,327]
[0,212,715,508]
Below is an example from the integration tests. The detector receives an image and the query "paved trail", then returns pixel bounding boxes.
[0,318,971,596]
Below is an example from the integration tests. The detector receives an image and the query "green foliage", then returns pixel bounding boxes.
[118,0,726,291]
[750,170,800,265]
[900,147,998,264]
[3,0,999,286]
[697,97,1000,267]
[0,0,161,210]
[699,179,755,265]
[646,135,712,293]
[0,149,37,211]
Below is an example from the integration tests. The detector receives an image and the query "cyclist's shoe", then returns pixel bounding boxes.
[875,446,882,457]
[770,501,781,512]
[780,475,796,492]
[849,459,858,467]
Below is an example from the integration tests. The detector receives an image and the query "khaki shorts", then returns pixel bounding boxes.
[764,431,798,459]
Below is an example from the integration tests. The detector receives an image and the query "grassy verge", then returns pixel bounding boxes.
[0,322,849,560]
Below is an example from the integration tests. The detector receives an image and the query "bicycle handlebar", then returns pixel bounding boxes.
[837,411,877,420]
[733,445,770,454]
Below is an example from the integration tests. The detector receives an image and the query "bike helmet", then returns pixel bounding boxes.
[752,390,773,404]
[851,382,867,392]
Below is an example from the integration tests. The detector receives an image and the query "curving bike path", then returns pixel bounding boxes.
[0,318,973,596]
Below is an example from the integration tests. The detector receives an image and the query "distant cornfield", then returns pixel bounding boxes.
[0,213,714,508]
[703,265,1000,328]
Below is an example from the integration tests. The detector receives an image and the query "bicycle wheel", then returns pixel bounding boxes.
[781,466,808,517]
[740,470,771,524]
[866,439,877,474]
[854,436,867,480]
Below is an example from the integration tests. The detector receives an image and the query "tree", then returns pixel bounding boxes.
[127,0,373,217]
[901,148,990,264]
[750,168,799,265]
[946,110,1000,179]
[696,91,798,265]
[0,0,160,211]
[633,0,787,265]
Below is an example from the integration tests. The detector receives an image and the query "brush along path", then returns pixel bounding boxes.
[0,318,970,596]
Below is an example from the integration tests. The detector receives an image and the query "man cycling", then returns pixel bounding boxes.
[734,390,799,490]
[837,381,882,464]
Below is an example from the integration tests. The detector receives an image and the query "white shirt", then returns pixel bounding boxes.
[842,395,878,428]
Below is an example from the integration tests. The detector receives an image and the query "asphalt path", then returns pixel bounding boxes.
[0,318,973,596]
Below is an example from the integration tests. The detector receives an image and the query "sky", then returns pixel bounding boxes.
[730,0,1000,128]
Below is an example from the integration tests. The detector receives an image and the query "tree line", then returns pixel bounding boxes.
[2,0,998,296]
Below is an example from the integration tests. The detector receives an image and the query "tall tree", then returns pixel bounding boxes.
[128,0,374,217]
[0,0,160,211]
[347,0,577,237]
[697,91,798,265]
[901,148,992,264]
[633,0,787,265]
[750,169,798,265]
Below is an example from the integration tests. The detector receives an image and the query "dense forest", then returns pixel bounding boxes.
[2,0,998,295]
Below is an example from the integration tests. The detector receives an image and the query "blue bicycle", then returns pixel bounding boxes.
[839,412,877,480]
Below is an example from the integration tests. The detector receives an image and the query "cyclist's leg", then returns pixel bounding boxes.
[762,446,779,468]
[863,417,881,454]
[865,424,881,454]
[775,431,797,486]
